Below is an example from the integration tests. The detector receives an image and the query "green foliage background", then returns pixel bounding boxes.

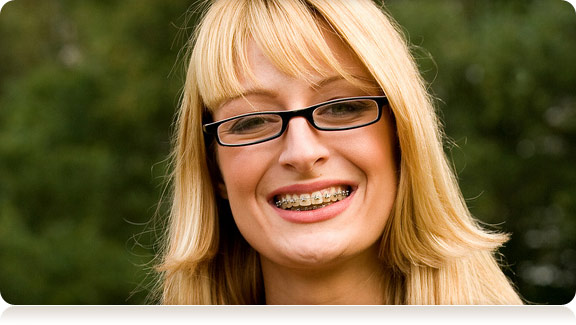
[0,0,574,304]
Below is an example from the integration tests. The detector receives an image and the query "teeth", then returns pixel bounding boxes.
[292,194,300,207]
[300,194,311,207]
[311,191,323,205]
[330,188,338,202]
[275,186,351,211]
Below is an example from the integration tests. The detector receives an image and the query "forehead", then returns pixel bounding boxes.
[192,1,371,113]
[216,33,374,112]
[245,28,368,79]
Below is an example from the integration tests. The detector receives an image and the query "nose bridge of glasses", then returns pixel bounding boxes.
[281,104,319,130]
[281,115,325,154]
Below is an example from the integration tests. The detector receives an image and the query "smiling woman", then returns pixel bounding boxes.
[155,0,523,304]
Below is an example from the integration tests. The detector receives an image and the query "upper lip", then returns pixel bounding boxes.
[267,180,357,202]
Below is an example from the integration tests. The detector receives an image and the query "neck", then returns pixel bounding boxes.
[260,246,388,305]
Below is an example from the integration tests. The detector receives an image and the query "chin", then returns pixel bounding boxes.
[270,233,357,269]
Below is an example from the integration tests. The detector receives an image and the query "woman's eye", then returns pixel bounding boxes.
[227,116,273,134]
[318,102,371,118]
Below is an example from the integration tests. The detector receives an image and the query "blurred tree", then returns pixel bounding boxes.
[0,0,191,304]
[0,0,574,304]
[386,0,576,304]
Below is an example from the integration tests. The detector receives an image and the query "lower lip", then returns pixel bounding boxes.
[271,190,355,224]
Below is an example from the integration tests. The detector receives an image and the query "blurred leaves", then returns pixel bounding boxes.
[0,0,574,304]
[387,0,576,304]
[0,0,189,304]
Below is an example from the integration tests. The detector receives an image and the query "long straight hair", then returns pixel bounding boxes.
[157,0,523,304]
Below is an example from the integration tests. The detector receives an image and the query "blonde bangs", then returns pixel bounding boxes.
[191,0,357,111]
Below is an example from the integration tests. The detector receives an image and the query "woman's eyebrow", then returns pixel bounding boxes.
[315,75,346,88]
[313,74,378,90]
[218,74,374,109]
[218,89,277,110]
[232,76,344,100]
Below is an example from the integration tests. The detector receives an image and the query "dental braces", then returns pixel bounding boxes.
[275,189,350,208]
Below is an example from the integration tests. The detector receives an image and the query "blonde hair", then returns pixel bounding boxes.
[156,0,523,304]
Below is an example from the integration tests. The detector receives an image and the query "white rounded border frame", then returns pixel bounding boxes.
[0,0,574,324]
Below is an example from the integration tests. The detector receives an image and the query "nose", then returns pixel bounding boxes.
[278,117,329,173]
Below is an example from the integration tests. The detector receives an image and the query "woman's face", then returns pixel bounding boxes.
[213,33,398,271]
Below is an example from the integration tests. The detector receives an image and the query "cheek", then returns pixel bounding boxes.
[341,119,398,180]
[342,120,399,229]
[216,147,270,204]
[369,125,398,185]
[216,148,275,249]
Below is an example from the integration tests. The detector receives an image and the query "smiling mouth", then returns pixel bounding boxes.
[274,185,352,211]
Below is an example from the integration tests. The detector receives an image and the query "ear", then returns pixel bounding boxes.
[217,181,228,200]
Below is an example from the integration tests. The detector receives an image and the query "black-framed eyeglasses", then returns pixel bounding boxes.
[203,95,388,147]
